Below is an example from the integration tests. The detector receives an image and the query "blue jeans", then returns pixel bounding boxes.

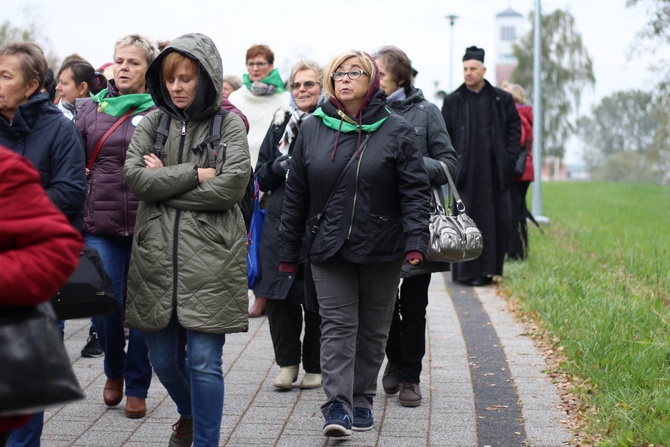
[7,413,42,447]
[85,234,152,398]
[144,312,226,447]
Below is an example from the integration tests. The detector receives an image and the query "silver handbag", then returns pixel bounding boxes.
[426,163,483,263]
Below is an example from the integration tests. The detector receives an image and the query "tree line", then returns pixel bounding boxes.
[510,2,669,184]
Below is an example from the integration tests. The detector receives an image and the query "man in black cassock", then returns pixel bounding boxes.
[441,46,521,286]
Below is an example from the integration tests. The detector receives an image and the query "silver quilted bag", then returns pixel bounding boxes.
[426,163,483,263]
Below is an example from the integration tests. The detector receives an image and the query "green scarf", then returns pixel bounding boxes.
[313,107,388,133]
[91,89,154,117]
[242,68,286,96]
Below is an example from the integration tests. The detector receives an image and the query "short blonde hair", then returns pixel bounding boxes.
[323,50,376,99]
[114,33,159,66]
[501,80,527,104]
[289,59,324,86]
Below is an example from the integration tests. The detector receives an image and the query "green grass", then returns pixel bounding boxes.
[502,182,670,446]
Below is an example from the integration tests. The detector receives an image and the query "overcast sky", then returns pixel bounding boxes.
[6,0,661,164]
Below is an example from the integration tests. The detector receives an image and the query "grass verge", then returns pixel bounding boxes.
[502,182,670,446]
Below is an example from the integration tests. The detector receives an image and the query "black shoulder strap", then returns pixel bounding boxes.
[153,112,171,158]
[192,108,229,169]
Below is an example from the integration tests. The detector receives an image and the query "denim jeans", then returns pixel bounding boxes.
[85,234,152,398]
[7,412,42,447]
[144,312,226,447]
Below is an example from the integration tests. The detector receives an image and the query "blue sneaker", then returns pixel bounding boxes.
[322,402,352,437]
[352,407,373,431]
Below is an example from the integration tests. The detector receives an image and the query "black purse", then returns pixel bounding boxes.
[51,246,117,320]
[0,302,84,416]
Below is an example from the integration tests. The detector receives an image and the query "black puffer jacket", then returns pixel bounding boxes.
[0,92,86,227]
[279,92,431,265]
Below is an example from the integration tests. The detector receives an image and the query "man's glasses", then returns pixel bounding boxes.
[290,81,320,90]
[247,62,269,68]
[330,70,369,81]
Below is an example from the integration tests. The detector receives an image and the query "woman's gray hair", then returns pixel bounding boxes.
[289,59,324,85]
[113,33,159,66]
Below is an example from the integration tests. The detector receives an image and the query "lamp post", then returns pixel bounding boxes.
[446,14,459,92]
[532,0,549,224]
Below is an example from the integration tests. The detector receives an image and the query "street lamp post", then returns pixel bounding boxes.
[532,0,550,224]
[445,14,459,92]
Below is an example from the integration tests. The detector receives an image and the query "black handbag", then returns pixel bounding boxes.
[513,141,529,177]
[426,163,484,263]
[51,246,117,320]
[0,302,84,416]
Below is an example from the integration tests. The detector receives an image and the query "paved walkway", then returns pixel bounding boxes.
[39,273,572,446]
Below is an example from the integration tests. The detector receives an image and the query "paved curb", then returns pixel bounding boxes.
[34,272,572,446]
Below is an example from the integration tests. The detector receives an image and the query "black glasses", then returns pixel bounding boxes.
[247,61,268,68]
[331,70,369,81]
[290,81,320,90]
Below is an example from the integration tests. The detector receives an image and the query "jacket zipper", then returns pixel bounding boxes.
[346,134,371,239]
[172,120,187,308]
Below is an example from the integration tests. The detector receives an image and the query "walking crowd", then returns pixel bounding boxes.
[0,30,535,447]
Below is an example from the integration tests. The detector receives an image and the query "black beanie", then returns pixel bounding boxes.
[463,46,485,63]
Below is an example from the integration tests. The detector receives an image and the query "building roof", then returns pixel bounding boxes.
[496,7,523,18]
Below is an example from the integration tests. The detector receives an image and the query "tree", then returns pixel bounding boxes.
[626,0,670,90]
[0,13,58,69]
[576,90,660,168]
[511,9,595,160]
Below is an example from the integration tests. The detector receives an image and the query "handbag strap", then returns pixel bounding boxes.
[86,108,137,173]
[305,134,371,253]
[437,161,467,215]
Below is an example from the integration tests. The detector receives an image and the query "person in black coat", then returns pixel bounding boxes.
[441,46,520,286]
[0,41,86,447]
[254,60,324,391]
[374,45,458,408]
[278,50,431,438]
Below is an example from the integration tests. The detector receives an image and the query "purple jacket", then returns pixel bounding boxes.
[75,81,155,236]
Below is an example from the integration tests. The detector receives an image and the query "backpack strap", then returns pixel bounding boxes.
[192,109,228,169]
[153,112,171,158]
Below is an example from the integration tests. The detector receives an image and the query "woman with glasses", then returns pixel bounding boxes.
[374,45,457,408]
[254,60,324,392]
[278,50,431,437]
[228,44,290,318]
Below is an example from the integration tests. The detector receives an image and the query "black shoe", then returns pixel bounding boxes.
[469,276,492,287]
[81,333,104,358]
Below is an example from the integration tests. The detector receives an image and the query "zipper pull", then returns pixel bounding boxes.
[181,121,186,136]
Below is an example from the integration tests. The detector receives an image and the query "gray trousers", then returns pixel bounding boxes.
[312,257,403,418]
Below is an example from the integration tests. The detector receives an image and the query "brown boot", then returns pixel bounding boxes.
[125,396,146,418]
[398,382,422,407]
[103,377,124,407]
[249,296,267,318]
[169,416,193,447]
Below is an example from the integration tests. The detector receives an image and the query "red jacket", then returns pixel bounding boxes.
[0,146,83,431]
[514,104,534,182]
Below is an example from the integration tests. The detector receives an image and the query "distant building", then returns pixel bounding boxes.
[494,7,525,86]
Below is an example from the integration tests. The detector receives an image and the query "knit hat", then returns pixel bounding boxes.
[463,46,485,63]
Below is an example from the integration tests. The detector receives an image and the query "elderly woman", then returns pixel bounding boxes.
[374,45,458,408]
[278,50,431,437]
[124,33,250,447]
[222,74,241,99]
[228,44,290,318]
[75,34,158,420]
[254,60,324,392]
[0,41,87,447]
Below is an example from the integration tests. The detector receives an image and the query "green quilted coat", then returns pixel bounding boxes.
[123,33,251,334]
